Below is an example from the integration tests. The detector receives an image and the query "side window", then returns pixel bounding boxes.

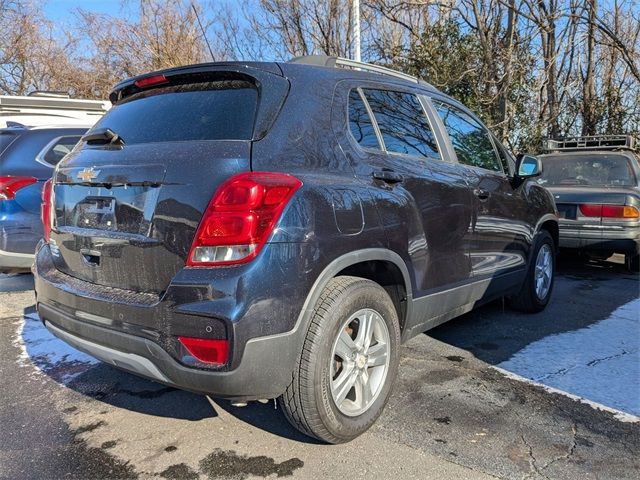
[434,102,502,172]
[37,136,81,167]
[348,90,381,149]
[494,139,514,174]
[362,89,440,160]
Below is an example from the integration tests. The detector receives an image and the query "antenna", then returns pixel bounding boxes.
[191,3,215,62]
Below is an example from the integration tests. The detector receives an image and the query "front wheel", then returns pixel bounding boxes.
[279,276,400,444]
[509,230,555,313]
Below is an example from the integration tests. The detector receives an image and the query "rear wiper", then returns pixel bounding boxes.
[83,128,125,146]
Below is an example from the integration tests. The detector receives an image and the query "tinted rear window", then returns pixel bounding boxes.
[539,154,637,187]
[93,80,258,145]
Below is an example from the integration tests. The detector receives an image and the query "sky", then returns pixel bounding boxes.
[43,0,117,22]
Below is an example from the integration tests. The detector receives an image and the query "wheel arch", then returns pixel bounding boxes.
[294,249,413,337]
[535,214,559,251]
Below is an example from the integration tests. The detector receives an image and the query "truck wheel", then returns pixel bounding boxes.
[279,276,400,444]
[509,230,555,313]
[626,253,640,273]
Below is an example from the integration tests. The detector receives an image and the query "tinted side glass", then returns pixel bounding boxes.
[435,102,502,172]
[348,90,380,149]
[494,139,514,173]
[363,89,439,159]
[93,80,258,145]
[40,136,82,166]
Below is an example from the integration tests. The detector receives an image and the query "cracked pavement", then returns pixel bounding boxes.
[1,255,638,479]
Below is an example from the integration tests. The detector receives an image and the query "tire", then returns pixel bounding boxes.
[279,276,401,444]
[509,230,555,313]
[626,253,640,273]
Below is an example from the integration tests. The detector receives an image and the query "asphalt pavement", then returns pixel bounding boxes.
[0,255,638,480]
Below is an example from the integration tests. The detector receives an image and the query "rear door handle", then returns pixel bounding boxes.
[474,188,490,200]
[372,170,404,184]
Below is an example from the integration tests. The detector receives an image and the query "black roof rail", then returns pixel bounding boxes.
[543,135,637,152]
[289,55,435,89]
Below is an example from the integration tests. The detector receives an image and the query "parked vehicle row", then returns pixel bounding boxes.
[3,57,637,443]
[0,93,109,273]
[537,136,640,272]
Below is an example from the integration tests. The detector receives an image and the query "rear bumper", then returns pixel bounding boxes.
[39,302,300,400]
[0,248,34,271]
[558,221,640,254]
[33,243,311,401]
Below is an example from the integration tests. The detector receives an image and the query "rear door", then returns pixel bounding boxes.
[432,100,528,279]
[346,86,473,296]
[50,68,288,294]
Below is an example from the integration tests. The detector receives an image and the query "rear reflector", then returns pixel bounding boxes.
[579,204,639,219]
[187,172,302,266]
[178,336,229,365]
[134,74,168,88]
[41,179,53,242]
[0,175,37,200]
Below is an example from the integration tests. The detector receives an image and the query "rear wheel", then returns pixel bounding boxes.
[279,276,400,444]
[626,253,640,273]
[509,230,555,313]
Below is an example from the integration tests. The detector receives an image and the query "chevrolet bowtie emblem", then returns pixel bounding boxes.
[77,167,100,182]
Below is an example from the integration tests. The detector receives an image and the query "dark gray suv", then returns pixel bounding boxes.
[33,56,558,443]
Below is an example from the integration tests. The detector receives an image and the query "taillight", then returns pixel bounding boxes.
[178,337,229,365]
[0,175,37,200]
[579,203,639,219]
[187,172,302,266]
[41,179,53,242]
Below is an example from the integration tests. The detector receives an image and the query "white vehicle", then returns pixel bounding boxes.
[0,92,109,128]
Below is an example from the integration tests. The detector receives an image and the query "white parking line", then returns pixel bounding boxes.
[494,297,640,421]
[493,366,640,423]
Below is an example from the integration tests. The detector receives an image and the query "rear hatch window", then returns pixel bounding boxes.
[539,154,636,187]
[92,79,258,145]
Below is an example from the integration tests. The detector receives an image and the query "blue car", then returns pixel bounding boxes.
[0,124,87,272]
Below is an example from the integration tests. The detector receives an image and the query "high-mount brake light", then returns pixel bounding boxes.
[187,172,302,266]
[134,74,168,88]
[0,175,37,200]
[41,179,53,242]
[579,204,640,219]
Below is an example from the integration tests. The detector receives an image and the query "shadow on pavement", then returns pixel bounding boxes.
[0,272,34,293]
[214,400,322,443]
[427,254,639,366]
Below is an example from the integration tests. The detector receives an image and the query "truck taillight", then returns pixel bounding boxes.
[41,179,53,242]
[0,175,37,200]
[187,172,302,266]
[579,204,639,219]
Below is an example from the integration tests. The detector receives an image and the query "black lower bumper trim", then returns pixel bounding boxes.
[38,302,301,401]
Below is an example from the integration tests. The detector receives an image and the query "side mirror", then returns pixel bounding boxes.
[516,155,542,178]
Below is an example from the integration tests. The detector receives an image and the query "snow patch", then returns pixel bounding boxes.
[496,298,640,417]
[13,313,98,384]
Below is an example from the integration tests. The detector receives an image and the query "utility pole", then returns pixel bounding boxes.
[353,0,361,62]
